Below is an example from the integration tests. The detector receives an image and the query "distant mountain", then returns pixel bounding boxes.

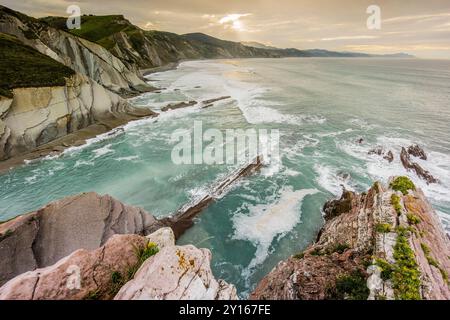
[241,41,278,50]
[41,14,414,71]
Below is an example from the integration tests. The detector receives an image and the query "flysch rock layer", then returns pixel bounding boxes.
[0,227,238,300]
[0,8,152,96]
[0,234,147,300]
[0,192,159,286]
[251,179,450,300]
[114,245,238,300]
[0,73,156,161]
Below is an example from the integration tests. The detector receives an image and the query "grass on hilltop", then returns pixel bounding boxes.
[0,33,75,98]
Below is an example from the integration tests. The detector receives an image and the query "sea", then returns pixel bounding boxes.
[1,58,450,297]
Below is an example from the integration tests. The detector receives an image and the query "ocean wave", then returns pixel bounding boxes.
[92,144,115,159]
[313,164,356,196]
[232,187,318,273]
[337,135,450,225]
[114,156,140,162]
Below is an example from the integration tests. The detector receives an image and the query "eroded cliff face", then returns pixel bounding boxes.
[0,198,238,300]
[251,178,450,300]
[0,74,156,160]
[0,6,152,96]
[0,192,160,286]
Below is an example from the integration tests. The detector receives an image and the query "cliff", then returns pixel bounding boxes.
[251,177,450,300]
[0,73,157,161]
[41,15,281,71]
[0,6,152,96]
[0,8,157,164]
[40,14,412,73]
[0,194,237,300]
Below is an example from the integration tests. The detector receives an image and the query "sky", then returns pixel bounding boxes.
[3,0,450,58]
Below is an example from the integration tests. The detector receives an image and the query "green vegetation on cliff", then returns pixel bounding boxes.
[392,227,421,300]
[0,33,75,98]
[390,176,416,195]
[42,15,134,50]
[327,270,370,300]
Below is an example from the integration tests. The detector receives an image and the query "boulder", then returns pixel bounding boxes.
[0,192,158,286]
[114,245,238,300]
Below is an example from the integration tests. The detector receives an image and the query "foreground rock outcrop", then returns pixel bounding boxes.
[0,192,159,286]
[251,177,450,300]
[0,226,237,300]
[0,234,148,300]
[115,245,238,300]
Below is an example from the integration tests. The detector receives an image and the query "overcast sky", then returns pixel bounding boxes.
[4,0,450,58]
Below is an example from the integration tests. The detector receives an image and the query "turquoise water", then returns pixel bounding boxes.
[1,58,450,297]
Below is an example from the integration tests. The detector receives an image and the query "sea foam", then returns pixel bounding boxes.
[232,187,318,272]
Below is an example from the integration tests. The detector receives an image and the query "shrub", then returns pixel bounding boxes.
[375,223,392,233]
[293,252,305,259]
[390,177,416,195]
[391,194,403,216]
[375,258,394,281]
[328,270,370,300]
[407,213,421,225]
[90,241,160,299]
[310,247,323,256]
[327,243,350,254]
[0,229,13,241]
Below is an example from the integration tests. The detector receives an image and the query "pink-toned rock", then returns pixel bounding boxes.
[251,178,450,300]
[114,245,238,300]
[0,192,158,286]
[0,234,148,300]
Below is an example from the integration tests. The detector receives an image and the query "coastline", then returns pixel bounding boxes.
[0,113,158,175]
[0,63,181,175]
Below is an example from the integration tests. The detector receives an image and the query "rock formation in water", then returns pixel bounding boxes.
[408,144,427,160]
[251,177,450,300]
[400,148,437,184]
[368,146,394,163]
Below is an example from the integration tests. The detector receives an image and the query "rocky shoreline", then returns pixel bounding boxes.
[250,177,450,300]
[1,176,448,300]
[0,193,238,300]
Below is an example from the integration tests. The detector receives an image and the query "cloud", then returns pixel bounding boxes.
[219,13,252,31]
[320,35,379,41]
[384,13,450,24]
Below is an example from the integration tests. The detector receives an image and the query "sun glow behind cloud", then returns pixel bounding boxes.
[219,13,251,31]
[4,0,450,58]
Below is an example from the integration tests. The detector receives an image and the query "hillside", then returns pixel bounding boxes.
[41,15,280,69]
[41,14,414,72]
[0,33,75,98]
